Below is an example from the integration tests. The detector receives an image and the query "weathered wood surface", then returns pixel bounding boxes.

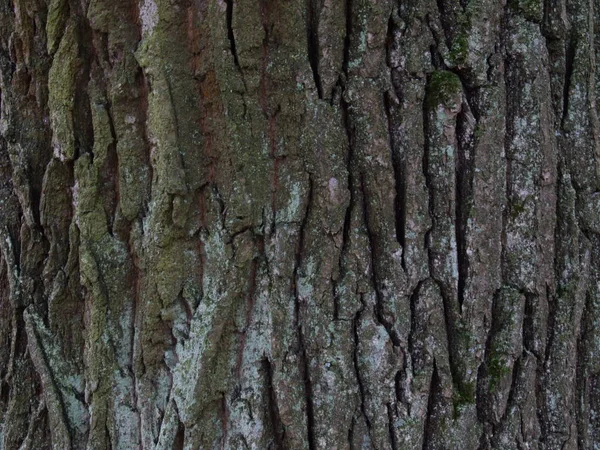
[0,0,599,448]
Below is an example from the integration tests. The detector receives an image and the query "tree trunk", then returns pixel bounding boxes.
[0,0,599,448]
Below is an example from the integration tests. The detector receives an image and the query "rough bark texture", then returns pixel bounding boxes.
[0,0,599,448]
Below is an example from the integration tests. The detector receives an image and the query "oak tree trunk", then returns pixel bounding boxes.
[0,0,599,448]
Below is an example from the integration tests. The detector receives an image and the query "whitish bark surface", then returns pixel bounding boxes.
[0,0,599,448]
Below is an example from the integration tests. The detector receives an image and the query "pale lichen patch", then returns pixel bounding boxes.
[139,0,158,37]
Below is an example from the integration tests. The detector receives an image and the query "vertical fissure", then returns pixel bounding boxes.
[476,287,503,427]
[220,392,229,449]
[422,75,465,404]
[135,66,153,218]
[422,74,435,250]
[434,0,456,49]
[234,254,258,378]
[501,45,512,286]
[386,402,399,450]
[225,0,242,71]
[173,416,185,450]
[421,361,440,450]
[561,36,577,127]
[455,98,474,311]
[293,174,316,450]
[352,295,373,437]
[101,100,120,234]
[73,19,95,163]
[306,0,323,98]
[359,173,401,347]
[335,81,355,320]
[384,86,406,270]
[300,336,316,450]
[263,357,285,449]
[334,126,354,320]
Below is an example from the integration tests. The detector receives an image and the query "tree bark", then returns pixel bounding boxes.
[0,0,599,448]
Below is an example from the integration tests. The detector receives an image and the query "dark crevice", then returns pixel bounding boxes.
[407,280,430,414]
[423,86,468,405]
[134,66,153,218]
[560,36,576,128]
[293,174,316,450]
[335,91,354,321]
[588,373,600,445]
[0,379,9,407]
[74,19,95,162]
[306,0,323,98]
[334,114,354,320]
[173,417,185,450]
[394,368,405,406]
[359,174,401,347]
[434,0,456,49]
[91,29,111,72]
[537,285,553,436]
[476,288,501,426]
[100,100,119,235]
[501,45,512,286]
[421,360,440,450]
[422,74,459,392]
[263,357,285,449]
[259,0,272,121]
[225,0,242,72]
[544,169,563,369]
[333,0,352,105]
[352,295,373,437]
[575,303,589,450]
[240,436,251,450]
[385,18,407,272]
[234,255,258,377]
[538,163,569,446]
[348,416,356,450]
[455,98,474,311]
[163,78,187,191]
[384,90,406,271]
[578,236,600,446]
[541,32,567,122]
[432,276,465,406]
[227,226,255,245]
[422,73,435,246]
[407,282,424,358]
[212,184,227,230]
[300,334,316,450]
[220,392,229,447]
[425,15,448,72]
[522,292,538,358]
[127,212,145,450]
[24,190,44,246]
[105,423,113,450]
[14,308,28,360]
[476,355,491,437]
[386,403,399,450]
[543,288,557,367]
[493,353,525,438]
